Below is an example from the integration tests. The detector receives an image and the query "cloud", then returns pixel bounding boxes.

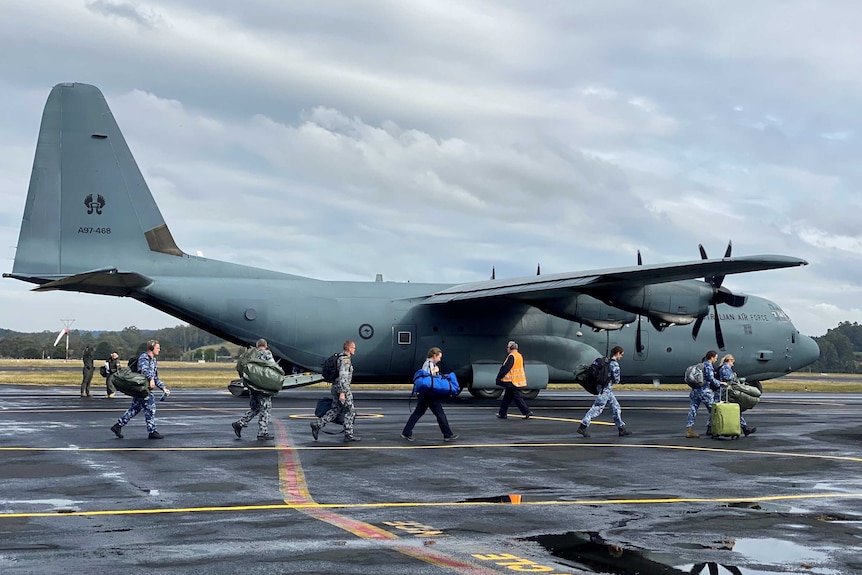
[1,1,860,338]
[86,1,165,30]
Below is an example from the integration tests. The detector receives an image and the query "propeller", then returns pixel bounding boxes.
[691,241,747,350]
[634,250,644,353]
[491,267,495,280]
[536,263,541,276]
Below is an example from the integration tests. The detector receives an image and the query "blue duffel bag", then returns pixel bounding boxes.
[412,370,461,397]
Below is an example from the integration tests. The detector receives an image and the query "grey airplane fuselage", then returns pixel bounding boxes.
[133,256,816,386]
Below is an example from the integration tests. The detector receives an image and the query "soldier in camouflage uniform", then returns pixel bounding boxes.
[685,350,719,438]
[110,340,170,439]
[232,339,275,441]
[311,340,360,442]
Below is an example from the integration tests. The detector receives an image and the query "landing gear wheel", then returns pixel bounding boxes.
[518,388,539,400]
[469,387,502,399]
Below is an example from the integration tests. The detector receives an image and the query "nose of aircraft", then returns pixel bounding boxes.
[794,332,820,370]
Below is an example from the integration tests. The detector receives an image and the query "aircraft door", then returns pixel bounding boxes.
[390,324,417,374]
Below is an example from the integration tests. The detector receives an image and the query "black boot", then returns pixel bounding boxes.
[743,426,757,436]
[576,424,590,438]
[618,426,632,437]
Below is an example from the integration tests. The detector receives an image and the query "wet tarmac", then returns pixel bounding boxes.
[1,385,861,574]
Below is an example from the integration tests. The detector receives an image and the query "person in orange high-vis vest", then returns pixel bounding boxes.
[495,341,533,419]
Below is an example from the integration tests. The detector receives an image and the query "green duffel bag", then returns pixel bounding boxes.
[728,380,761,412]
[112,366,150,398]
[242,357,285,395]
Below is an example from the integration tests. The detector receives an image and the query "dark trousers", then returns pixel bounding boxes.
[402,393,453,438]
[80,366,94,395]
[498,382,530,416]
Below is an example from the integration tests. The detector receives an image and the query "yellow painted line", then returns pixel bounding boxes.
[3,492,862,519]
[2,441,861,463]
[288,413,384,420]
[271,421,502,574]
[527,416,613,425]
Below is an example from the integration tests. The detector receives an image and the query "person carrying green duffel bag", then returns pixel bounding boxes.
[717,354,758,437]
[232,339,284,441]
[109,340,171,440]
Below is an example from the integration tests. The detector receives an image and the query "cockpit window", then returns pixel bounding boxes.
[768,303,791,322]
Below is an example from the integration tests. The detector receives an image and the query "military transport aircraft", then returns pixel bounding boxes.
[4,83,820,398]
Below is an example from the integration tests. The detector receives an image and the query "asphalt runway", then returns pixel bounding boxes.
[1,385,860,575]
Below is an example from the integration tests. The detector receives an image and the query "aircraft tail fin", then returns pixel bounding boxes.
[10,82,184,284]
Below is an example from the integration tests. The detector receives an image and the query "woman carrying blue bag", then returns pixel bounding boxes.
[401,347,459,443]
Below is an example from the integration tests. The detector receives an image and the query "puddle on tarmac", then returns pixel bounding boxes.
[528,531,840,575]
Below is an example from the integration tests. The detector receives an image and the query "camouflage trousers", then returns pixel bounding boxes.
[117,394,158,433]
[686,387,714,428]
[581,384,625,428]
[318,389,356,436]
[239,390,272,436]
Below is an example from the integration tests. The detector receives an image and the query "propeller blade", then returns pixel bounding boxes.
[491,267,495,280]
[715,286,747,307]
[691,315,704,341]
[712,241,733,288]
[698,244,707,260]
[713,304,725,350]
[536,263,541,276]
[53,329,66,347]
[637,250,643,266]
[635,315,644,353]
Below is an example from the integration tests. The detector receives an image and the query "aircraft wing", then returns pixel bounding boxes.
[421,255,807,304]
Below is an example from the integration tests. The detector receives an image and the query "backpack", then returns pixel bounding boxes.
[99,363,109,378]
[321,353,342,383]
[127,355,139,373]
[684,363,704,388]
[583,356,611,395]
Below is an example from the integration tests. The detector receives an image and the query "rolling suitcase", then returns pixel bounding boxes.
[710,387,741,439]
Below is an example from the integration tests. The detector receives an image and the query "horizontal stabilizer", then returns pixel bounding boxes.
[31,268,152,296]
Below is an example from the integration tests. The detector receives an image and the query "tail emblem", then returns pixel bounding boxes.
[84,194,106,215]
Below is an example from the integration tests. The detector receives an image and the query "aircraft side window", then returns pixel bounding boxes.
[397,331,412,345]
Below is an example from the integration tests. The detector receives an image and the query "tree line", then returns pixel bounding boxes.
[3,321,860,372]
[0,325,229,362]
[806,321,862,373]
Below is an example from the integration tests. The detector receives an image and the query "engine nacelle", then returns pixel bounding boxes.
[600,280,713,326]
[537,294,637,330]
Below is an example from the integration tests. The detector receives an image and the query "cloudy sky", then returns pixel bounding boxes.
[1,0,860,337]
